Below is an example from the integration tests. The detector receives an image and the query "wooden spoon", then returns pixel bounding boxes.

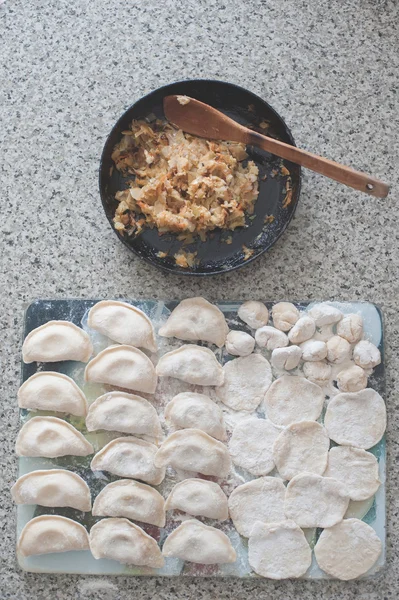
[163,95,389,198]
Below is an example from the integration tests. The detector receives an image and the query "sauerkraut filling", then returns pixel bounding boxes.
[112,119,259,238]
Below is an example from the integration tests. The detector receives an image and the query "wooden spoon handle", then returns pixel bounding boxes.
[248,131,389,198]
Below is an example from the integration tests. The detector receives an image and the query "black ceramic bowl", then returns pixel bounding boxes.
[99,80,301,276]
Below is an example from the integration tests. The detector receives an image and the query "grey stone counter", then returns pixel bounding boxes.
[0,0,398,597]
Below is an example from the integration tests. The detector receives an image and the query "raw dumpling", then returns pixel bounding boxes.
[314,518,382,580]
[284,473,349,528]
[11,469,91,511]
[17,515,89,557]
[263,375,324,426]
[272,302,300,331]
[238,301,269,329]
[273,421,330,480]
[216,354,272,411]
[18,372,88,417]
[225,330,255,357]
[162,520,236,564]
[324,446,381,501]
[154,429,231,478]
[84,345,157,393]
[324,389,386,449]
[91,436,165,485]
[165,479,228,520]
[86,391,162,439]
[156,345,223,386]
[248,520,312,579]
[228,477,286,537]
[90,518,164,568]
[229,417,281,476]
[164,392,226,441]
[159,297,228,347]
[15,416,93,457]
[92,480,165,527]
[22,321,93,363]
[88,300,157,352]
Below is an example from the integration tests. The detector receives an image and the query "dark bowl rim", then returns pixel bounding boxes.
[98,78,302,276]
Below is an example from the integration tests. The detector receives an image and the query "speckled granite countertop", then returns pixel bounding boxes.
[1,0,398,598]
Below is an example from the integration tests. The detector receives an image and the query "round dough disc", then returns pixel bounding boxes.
[248,520,312,579]
[228,477,286,537]
[263,375,324,426]
[273,421,330,480]
[324,446,380,501]
[324,389,386,449]
[216,354,272,412]
[314,518,382,580]
[284,473,349,528]
[229,417,281,476]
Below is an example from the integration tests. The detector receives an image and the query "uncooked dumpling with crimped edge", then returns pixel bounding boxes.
[164,392,226,441]
[165,479,229,520]
[159,297,229,348]
[18,372,88,417]
[162,519,236,564]
[90,436,165,485]
[156,345,224,386]
[17,515,90,557]
[22,320,93,364]
[11,469,91,511]
[87,300,157,352]
[15,416,93,458]
[154,429,231,478]
[85,391,162,439]
[92,480,165,527]
[84,345,157,394]
[216,354,272,411]
[90,518,164,568]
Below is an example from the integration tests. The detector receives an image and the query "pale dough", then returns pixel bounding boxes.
[271,346,302,370]
[238,301,269,329]
[225,330,255,356]
[336,313,363,343]
[229,417,281,476]
[302,361,332,387]
[228,477,286,537]
[284,473,349,528]
[216,354,272,411]
[263,375,324,426]
[248,520,312,579]
[314,518,382,580]
[288,316,316,344]
[353,340,381,370]
[324,389,386,449]
[336,365,367,392]
[271,302,299,331]
[273,421,330,480]
[324,446,380,501]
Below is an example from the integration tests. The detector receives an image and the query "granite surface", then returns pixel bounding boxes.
[1,0,398,597]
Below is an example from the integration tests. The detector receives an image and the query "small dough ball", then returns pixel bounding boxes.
[271,346,302,371]
[336,365,367,392]
[324,446,380,501]
[353,340,381,370]
[308,303,343,327]
[314,518,382,580]
[336,314,363,343]
[300,339,327,362]
[284,473,349,528]
[272,302,299,332]
[324,388,386,449]
[288,316,316,345]
[303,361,332,387]
[229,417,280,476]
[248,520,312,579]
[273,421,330,480]
[255,326,288,351]
[238,301,269,329]
[225,330,255,357]
[326,335,351,364]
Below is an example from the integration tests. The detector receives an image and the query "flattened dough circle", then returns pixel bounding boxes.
[263,375,324,426]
